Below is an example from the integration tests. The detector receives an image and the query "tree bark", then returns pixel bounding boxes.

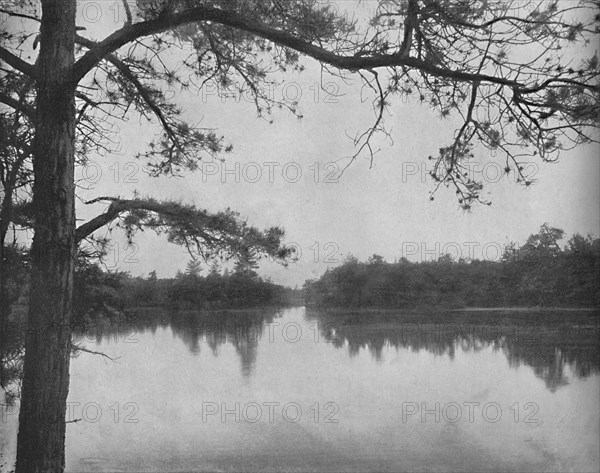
[15,0,76,471]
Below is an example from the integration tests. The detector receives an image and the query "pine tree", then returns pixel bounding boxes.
[209,260,221,276]
[185,259,203,277]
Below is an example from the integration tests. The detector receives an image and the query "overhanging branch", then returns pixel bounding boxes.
[0,46,37,79]
[72,5,520,89]
[75,198,191,242]
[75,197,291,263]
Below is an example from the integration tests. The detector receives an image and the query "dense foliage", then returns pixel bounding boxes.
[304,225,600,309]
[70,262,299,329]
[123,266,295,311]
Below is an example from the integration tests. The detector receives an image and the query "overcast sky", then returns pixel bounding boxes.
[67,1,600,287]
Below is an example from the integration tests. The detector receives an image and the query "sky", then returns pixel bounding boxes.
[75,73,600,286]
[10,1,599,287]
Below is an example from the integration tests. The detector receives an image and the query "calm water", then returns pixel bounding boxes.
[1,307,599,472]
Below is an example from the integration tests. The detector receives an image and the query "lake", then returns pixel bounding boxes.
[1,307,599,472]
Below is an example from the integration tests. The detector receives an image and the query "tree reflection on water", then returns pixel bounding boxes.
[2,308,598,404]
[305,309,600,392]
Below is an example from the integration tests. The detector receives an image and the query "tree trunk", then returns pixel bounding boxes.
[15,1,76,471]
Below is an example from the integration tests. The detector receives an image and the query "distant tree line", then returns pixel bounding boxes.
[1,245,299,333]
[71,259,300,328]
[304,225,600,309]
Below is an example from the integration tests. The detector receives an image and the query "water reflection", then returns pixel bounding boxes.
[168,308,282,377]
[75,307,283,378]
[73,307,600,392]
[3,308,599,398]
[305,309,600,391]
[1,307,599,473]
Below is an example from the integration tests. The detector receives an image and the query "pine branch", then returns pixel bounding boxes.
[75,197,292,263]
[72,5,520,88]
[0,46,37,78]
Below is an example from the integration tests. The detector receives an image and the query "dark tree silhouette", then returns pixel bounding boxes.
[304,225,600,309]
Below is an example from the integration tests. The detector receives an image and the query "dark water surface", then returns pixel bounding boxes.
[1,307,599,472]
